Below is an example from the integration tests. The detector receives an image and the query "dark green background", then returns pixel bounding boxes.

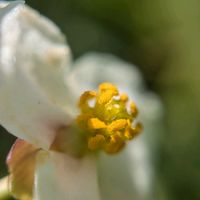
[1,1,200,199]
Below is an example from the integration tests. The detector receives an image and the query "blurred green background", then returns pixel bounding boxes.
[1,0,200,199]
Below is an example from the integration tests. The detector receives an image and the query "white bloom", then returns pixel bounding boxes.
[0,1,163,200]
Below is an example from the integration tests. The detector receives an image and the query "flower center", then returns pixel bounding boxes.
[76,82,142,154]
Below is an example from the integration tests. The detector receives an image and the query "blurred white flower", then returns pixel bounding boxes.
[0,1,163,200]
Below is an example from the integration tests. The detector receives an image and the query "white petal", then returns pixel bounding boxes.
[66,52,143,100]
[0,2,72,108]
[34,151,101,200]
[0,1,24,11]
[98,150,141,200]
[0,3,71,149]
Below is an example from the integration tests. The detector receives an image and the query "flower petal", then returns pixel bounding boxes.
[0,3,71,149]
[1,2,72,108]
[98,140,155,200]
[98,150,140,200]
[66,53,143,101]
[34,151,101,200]
[7,139,39,200]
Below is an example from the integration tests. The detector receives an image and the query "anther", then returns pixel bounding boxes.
[78,91,96,107]
[120,93,129,102]
[99,82,118,94]
[88,118,107,130]
[130,101,138,117]
[108,119,127,132]
[97,90,116,104]
[105,134,125,154]
[88,134,106,150]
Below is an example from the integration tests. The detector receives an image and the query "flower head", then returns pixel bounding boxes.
[0,1,163,200]
[77,82,142,154]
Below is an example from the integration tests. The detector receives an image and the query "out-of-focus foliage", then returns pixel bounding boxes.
[0,128,15,177]
[1,0,200,199]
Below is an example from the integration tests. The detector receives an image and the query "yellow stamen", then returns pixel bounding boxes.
[88,118,106,129]
[78,91,96,107]
[107,119,127,132]
[124,122,142,139]
[132,122,143,136]
[105,134,125,154]
[130,101,138,117]
[97,90,116,104]
[99,82,118,93]
[88,134,106,150]
[76,114,92,130]
[120,93,129,102]
[124,127,134,140]
[76,82,142,154]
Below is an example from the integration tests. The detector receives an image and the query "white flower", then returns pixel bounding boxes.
[0,1,163,200]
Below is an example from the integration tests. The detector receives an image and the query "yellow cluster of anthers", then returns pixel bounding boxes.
[76,83,142,154]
